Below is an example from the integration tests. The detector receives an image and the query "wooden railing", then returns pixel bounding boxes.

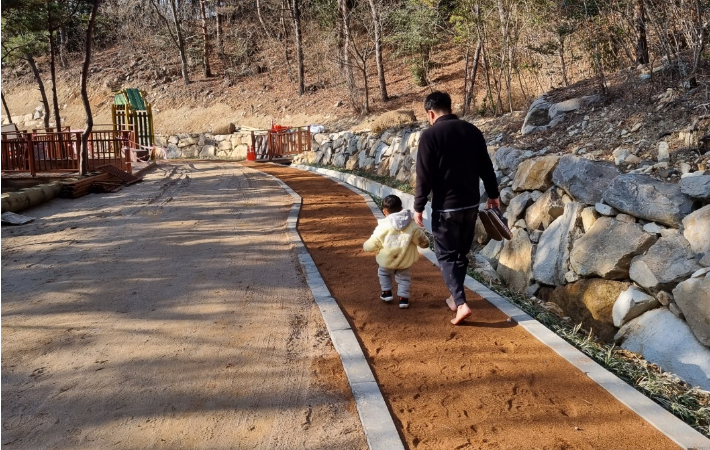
[1,129,134,176]
[250,126,311,161]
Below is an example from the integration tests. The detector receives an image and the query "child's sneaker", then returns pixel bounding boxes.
[398,297,409,309]
[380,290,393,302]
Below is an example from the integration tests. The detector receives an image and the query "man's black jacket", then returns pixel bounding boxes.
[414,114,499,213]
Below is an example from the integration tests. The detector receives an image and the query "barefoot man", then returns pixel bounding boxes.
[413,91,500,325]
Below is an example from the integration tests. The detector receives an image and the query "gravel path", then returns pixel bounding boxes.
[1,162,367,450]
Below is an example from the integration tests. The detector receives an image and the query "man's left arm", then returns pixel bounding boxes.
[414,133,434,227]
[475,130,499,207]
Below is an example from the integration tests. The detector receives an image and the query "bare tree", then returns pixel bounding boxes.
[339,0,357,109]
[290,0,305,95]
[80,0,100,176]
[367,0,388,102]
[25,54,51,128]
[634,0,649,64]
[256,0,273,39]
[150,0,190,85]
[199,0,212,77]
[691,0,708,74]
[47,1,62,131]
[2,92,13,124]
[216,1,224,57]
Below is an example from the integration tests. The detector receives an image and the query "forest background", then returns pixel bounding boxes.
[1,0,707,137]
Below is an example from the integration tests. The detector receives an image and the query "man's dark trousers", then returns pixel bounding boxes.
[431,208,478,307]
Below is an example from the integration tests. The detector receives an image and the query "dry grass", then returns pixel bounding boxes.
[368,109,418,134]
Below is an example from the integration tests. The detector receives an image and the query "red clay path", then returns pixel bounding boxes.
[249,162,678,450]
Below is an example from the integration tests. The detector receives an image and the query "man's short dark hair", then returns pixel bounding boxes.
[424,91,452,114]
[382,195,403,213]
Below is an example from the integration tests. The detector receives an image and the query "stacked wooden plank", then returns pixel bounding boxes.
[60,173,111,198]
[96,165,141,185]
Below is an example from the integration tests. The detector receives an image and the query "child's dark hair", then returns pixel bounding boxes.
[382,195,403,213]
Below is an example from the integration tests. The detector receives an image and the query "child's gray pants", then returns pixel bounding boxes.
[378,266,412,298]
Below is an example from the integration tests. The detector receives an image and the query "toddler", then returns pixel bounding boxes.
[363,195,430,308]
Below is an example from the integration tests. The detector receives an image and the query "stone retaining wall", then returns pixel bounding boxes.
[296,123,710,390]
[155,131,255,160]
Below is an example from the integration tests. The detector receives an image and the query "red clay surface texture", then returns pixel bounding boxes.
[249,162,678,450]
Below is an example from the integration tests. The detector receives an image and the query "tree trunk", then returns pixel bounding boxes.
[291,0,305,95]
[48,29,62,131]
[593,44,608,98]
[464,40,482,116]
[367,0,388,102]
[80,0,100,176]
[170,0,190,85]
[692,0,707,73]
[339,0,357,107]
[634,0,649,65]
[497,0,509,112]
[58,27,69,69]
[481,42,497,116]
[199,0,212,77]
[2,92,13,124]
[216,3,224,57]
[337,6,345,72]
[558,37,569,86]
[26,54,51,129]
[256,0,272,40]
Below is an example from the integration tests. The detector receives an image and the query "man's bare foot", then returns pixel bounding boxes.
[451,303,472,325]
[445,295,457,311]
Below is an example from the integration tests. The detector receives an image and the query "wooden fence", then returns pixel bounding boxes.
[1,130,133,177]
[113,105,154,148]
[250,126,311,161]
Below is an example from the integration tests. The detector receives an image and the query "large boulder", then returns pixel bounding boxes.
[548,279,630,342]
[479,239,504,268]
[552,155,621,205]
[612,286,660,327]
[532,202,584,286]
[615,308,710,390]
[629,234,702,292]
[680,174,710,199]
[682,205,710,258]
[525,187,565,231]
[673,277,710,346]
[512,155,560,192]
[522,95,600,136]
[389,153,406,176]
[505,192,533,224]
[602,174,694,227]
[570,217,656,280]
[521,96,555,135]
[332,153,349,167]
[496,228,533,292]
[494,147,525,174]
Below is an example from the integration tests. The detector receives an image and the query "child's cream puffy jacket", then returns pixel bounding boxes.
[363,210,430,270]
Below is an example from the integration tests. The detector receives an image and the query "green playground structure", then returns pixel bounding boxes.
[112,88,154,151]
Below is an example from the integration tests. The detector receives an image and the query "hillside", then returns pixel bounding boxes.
[2,38,709,179]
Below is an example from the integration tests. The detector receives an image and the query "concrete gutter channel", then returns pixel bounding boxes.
[259,163,709,450]
[1,162,157,215]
